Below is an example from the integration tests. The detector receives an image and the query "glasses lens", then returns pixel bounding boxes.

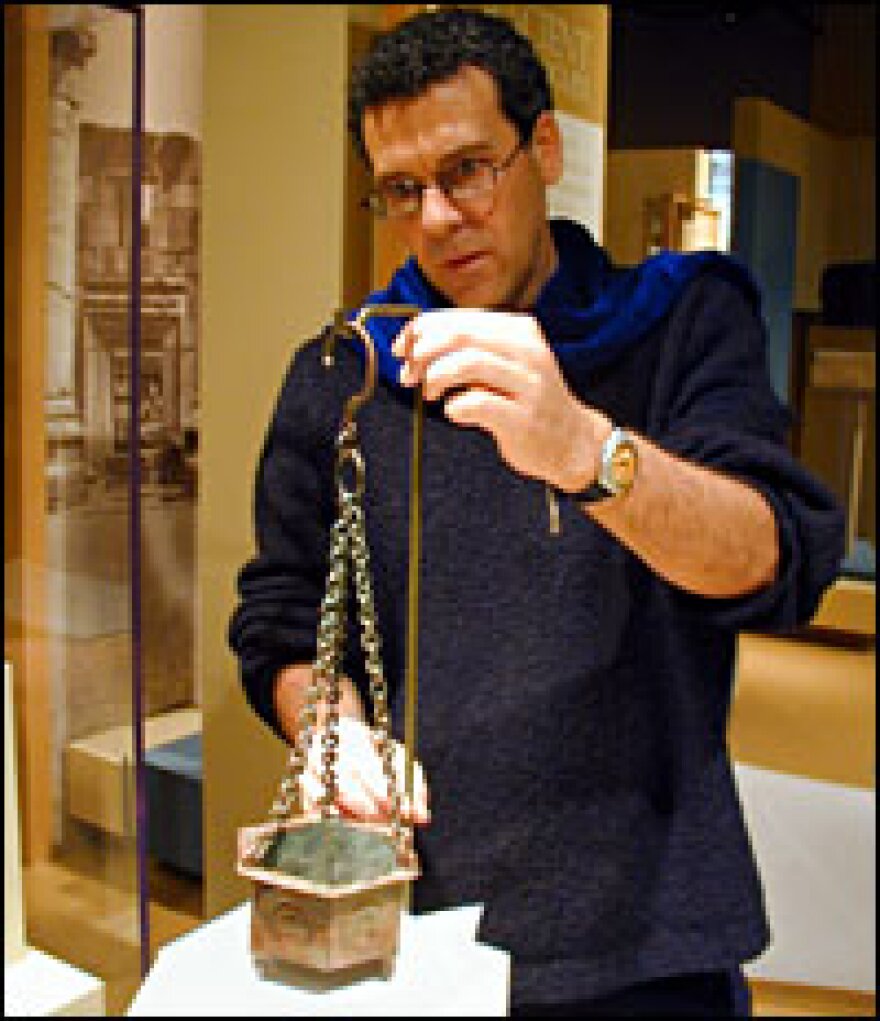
[372,180,420,220]
[440,159,491,211]
[365,152,510,220]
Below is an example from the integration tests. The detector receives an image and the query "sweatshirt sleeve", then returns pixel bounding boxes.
[650,270,846,632]
[228,340,337,741]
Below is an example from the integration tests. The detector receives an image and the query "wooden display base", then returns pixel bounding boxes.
[749,978,875,1017]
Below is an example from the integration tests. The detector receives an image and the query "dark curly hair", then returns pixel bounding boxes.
[348,7,553,164]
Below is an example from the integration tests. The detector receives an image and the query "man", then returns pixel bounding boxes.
[229,9,844,1016]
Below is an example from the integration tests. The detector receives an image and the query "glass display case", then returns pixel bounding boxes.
[4,5,203,1012]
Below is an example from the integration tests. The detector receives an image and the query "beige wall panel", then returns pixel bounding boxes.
[732,98,813,182]
[348,4,384,29]
[485,5,608,125]
[812,578,875,638]
[799,326,875,545]
[200,5,348,917]
[381,4,609,124]
[4,3,53,866]
[732,98,831,312]
[344,21,377,307]
[732,98,874,312]
[605,148,700,266]
[730,632,875,790]
[4,5,24,579]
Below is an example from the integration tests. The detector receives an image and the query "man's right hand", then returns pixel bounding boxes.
[275,664,431,826]
[296,716,431,825]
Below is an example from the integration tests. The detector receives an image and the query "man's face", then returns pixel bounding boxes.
[362,65,562,310]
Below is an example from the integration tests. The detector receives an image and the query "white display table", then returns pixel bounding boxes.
[128,902,509,1016]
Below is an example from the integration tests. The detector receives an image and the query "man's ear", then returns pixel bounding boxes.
[531,111,563,187]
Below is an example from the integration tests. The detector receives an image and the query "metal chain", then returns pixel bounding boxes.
[262,514,348,827]
[317,510,349,814]
[347,495,411,863]
[256,423,411,866]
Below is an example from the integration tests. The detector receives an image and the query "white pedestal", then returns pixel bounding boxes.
[128,902,510,1016]
[5,661,27,964]
[736,762,876,992]
[4,947,105,1016]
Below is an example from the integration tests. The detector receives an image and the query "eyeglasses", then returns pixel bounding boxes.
[362,140,527,221]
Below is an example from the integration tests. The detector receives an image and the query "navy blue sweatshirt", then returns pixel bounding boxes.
[229,269,844,1007]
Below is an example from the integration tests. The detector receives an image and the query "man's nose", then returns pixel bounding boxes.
[419,182,462,233]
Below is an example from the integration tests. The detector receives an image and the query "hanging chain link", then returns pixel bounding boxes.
[348,489,411,863]
[253,421,412,867]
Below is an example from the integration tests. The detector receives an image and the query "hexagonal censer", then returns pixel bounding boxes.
[237,305,424,982]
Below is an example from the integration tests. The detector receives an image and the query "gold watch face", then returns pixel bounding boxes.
[610,442,638,491]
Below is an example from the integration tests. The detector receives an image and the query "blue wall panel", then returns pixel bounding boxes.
[733,157,800,403]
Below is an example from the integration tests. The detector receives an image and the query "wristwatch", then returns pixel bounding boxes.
[569,426,639,503]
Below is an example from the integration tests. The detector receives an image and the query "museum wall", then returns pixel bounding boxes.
[199,4,349,916]
[732,96,875,313]
[731,96,875,544]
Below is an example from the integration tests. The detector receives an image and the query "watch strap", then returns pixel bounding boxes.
[563,425,638,504]
[567,479,613,503]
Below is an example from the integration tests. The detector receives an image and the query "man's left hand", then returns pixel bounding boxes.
[393,309,609,492]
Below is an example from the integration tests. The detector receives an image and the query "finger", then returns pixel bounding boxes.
[329,720,384,820]
[372,787,429,826]
[329,755,431,826]
[391,319,418,361]
[390,745,431,825]
[396,315,493,388]
[402,781,431,825]
[422,347,537,404]
[300,720,431,824]
[400,772,431,825]
[350,740,401,822]
[406,310,539,379]
[345,774,393,823]
[335,765,384,821]
[443,388,520,434]
[359,745,430,826]
[395,319,427,388]
[300,770,323,814]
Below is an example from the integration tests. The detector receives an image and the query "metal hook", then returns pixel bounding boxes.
[323,304,422,427]
[321,301,425,900]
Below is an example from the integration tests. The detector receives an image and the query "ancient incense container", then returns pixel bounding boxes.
[237,304,424,983]
[238,817,419,978]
